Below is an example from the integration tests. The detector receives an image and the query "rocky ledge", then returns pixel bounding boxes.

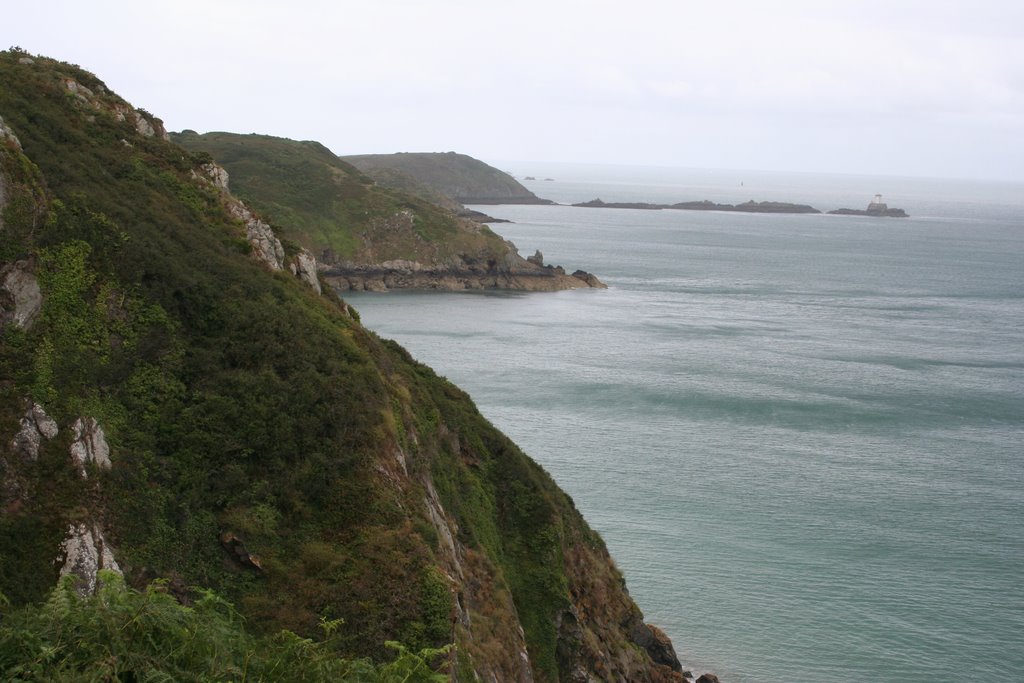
[456,207,512,223]
[322,249,605,292]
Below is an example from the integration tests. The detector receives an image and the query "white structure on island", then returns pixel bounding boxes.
[867,193,888,212]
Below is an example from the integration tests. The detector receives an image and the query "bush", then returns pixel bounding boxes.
[0,572,449,682]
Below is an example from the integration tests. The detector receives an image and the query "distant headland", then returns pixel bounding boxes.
[342,151,555,206]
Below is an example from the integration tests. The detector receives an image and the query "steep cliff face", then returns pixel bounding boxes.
[0,50,672,681]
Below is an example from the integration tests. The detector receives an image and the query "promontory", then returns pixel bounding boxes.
[172,133,603,291]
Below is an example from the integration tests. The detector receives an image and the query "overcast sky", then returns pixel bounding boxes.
[6,1,1024,181]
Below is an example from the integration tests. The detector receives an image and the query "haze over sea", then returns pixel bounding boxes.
[346,165,1024,682]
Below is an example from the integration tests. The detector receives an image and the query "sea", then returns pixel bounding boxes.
[345,164,1024,683]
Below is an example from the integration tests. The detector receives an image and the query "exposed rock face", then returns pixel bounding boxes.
[571,270,604,288]
[58,413,120,594]
[0,114,22,149]
[191,161,325,293]
[5,404,121,597]
[231,202,286,271]
[219,531,264,571]
[61,73,160,141]
[133,111,156,137]
[10,402,59,461]
[556,533,689,682]
[62,78,95,102]
[58,523,121,595]
[324,244,606,293]
[0,261,42,330]
[0,115,21,236]
[633,623,683,672]
[59,77,168,142]
[288,249,322,295]
[200,162,230,191]
[69,417,112,476]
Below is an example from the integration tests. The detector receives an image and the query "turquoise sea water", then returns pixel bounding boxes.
[346,166,1024,682]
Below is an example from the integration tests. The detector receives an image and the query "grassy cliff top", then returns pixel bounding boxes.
[342,152,553,205]
[172,131,510,264]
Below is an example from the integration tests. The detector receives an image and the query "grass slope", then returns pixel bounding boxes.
[342,152,550,204]
[0,51,667,682]
[171,132,509,264]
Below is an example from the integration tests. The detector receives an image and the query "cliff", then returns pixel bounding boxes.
[343,151,555,206]
[173,133,601,291]
[0,50,672,681]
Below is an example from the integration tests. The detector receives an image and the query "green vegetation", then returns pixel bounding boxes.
[0,51,666,682]
[0,572,448,682]
[342,152,550,205]
[172,132,509,263]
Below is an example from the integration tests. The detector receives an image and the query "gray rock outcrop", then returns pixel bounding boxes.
[133,111,156,138]
[69,417,112,477]
[191,163,324,294]
[119,107,166,141]
[325,246,606,293]
[58,522,121,595]
[0,262,42,330]
[0,114,22,150]
[571,270,604,288]
[58,415,120,594]
[0,117,21,236]
[10,402,59,461]
[192,162,286,271]
[631,622,683,672]
[62,78,95,104]
[289,249,322,295]
[227,199,287,271]
[200,162,230,191]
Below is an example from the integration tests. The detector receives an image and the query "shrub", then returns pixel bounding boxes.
[0,572,449,682]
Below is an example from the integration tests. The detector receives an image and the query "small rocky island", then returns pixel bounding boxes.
[828,194,909,217]
[574,198,821,214]
[574,194,909,217]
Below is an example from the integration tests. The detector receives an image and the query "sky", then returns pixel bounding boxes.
[5,0,1024,181]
